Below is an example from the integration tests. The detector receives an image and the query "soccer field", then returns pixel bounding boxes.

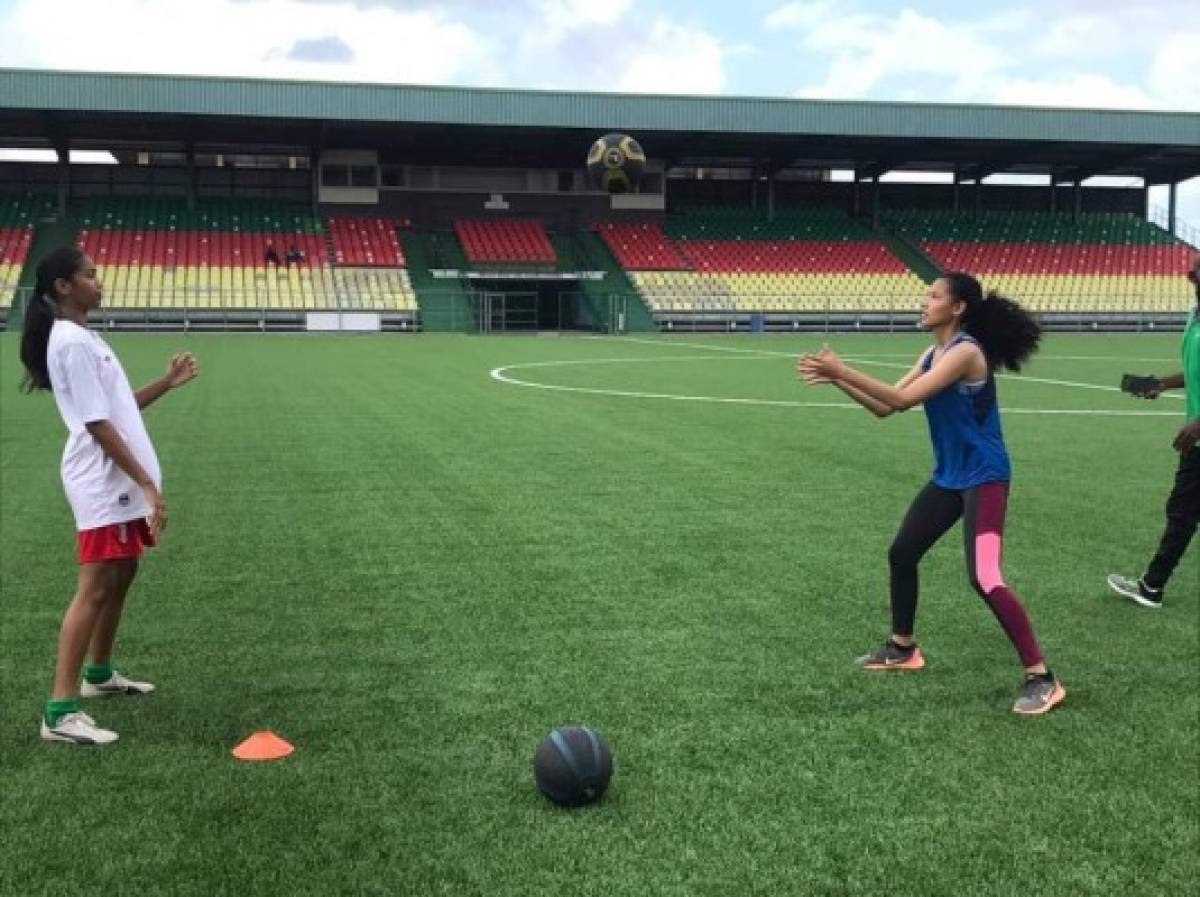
[1,331,1196,897]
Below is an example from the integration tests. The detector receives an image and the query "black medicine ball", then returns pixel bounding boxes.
[533,725,613,807]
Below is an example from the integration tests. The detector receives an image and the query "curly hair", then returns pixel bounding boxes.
[941,271,1042,373]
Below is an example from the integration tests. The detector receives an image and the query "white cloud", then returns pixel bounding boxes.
[773,2,1199,118]
[1030,14,1125,58]
[0,0,731,96]
[615,19,727,95]
[792,9,1011,101]
[989,74,1161,110]
[533,0,634,43]
[1147,31,1200,110]
[764,1,838,31]
[0,0,494,85]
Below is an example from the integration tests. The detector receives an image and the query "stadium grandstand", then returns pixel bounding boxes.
[0,68,1197,334]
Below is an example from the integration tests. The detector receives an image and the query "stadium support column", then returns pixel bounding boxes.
[1072,180,1081,223]
[310,151,320,217]
[852,168,860,218]
[1049,168,1056,213]
[54,139,69,216]
[870,176,880,229]
[186,144,196,212]
[1168,182,1178,236]
[767,174,775,222]
[952,167,960,213]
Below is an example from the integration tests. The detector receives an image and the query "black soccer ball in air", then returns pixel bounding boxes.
[586,133,646,194]
[533,725,613,807]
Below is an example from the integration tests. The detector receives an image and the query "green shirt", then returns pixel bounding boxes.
[1185,307,1200,424]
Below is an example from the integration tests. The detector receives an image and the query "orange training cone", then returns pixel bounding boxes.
[232,730,294,761]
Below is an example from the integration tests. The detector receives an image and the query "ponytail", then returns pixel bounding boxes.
[942,271,1041,373]
[20,246,85,392]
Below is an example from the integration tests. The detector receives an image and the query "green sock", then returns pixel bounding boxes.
[83,661,114,685]
[45,698,79,727]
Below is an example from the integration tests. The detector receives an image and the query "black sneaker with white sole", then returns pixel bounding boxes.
[1106,573,1163,609]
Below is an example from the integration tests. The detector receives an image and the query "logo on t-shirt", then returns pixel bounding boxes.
[118,493,130,507]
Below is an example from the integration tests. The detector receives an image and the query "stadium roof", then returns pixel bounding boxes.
[2,68,1198,184]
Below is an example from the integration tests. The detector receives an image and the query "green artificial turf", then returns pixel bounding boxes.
[1,331,1195,896]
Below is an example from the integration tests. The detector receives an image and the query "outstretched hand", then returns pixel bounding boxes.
[165,352,199,389]
[1172,421,1200,453]
[797,344,847,385]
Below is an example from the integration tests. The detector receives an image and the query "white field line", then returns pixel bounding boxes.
[490,355,1181,416]
[591,336,1184,400]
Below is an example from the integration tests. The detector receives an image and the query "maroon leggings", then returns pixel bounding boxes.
[888,481,1044,667]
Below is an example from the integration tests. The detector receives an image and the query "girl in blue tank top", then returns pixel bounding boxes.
[797,272,1065,715]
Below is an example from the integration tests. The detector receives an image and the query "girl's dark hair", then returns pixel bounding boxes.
[942,271,1041,373]
[20,246,86,392]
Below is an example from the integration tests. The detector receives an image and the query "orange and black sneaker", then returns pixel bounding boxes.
[856,639,925,671]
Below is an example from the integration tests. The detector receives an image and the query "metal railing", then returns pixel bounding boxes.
[3,286,1190,334]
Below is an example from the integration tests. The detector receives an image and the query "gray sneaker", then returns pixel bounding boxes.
[856,640,925,671]
[1106,574,1163,609]
[1013,673,1066,715]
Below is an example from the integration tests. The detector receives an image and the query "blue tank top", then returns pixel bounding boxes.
[921,333,1011,489]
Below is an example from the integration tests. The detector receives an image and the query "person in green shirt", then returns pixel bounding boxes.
[1108,254,1200,608]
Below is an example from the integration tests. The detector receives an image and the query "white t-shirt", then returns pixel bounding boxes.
[46,320,162,531]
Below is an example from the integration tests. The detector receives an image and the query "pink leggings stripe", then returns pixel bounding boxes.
[968,483,1043,668]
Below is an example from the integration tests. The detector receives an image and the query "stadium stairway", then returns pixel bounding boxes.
[8,212,79,331]
[546,232,614,331]
[567,231,656,332]
[878,231,941,284]
[398,231,475,332]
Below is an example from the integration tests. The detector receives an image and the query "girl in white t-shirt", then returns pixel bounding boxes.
[20,247,199,745]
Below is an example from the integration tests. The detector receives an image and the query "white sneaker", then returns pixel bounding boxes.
[40,711,119,745]
[80,671,156,698]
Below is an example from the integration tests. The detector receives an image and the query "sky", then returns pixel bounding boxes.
[0,0,1196,225]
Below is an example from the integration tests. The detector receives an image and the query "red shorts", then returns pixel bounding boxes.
[77,519,157,565]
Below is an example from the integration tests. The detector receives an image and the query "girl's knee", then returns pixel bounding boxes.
[888,542,917,569]
[78,564,121,603]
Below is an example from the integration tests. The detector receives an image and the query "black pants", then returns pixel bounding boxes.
[1145,449,1200,590]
